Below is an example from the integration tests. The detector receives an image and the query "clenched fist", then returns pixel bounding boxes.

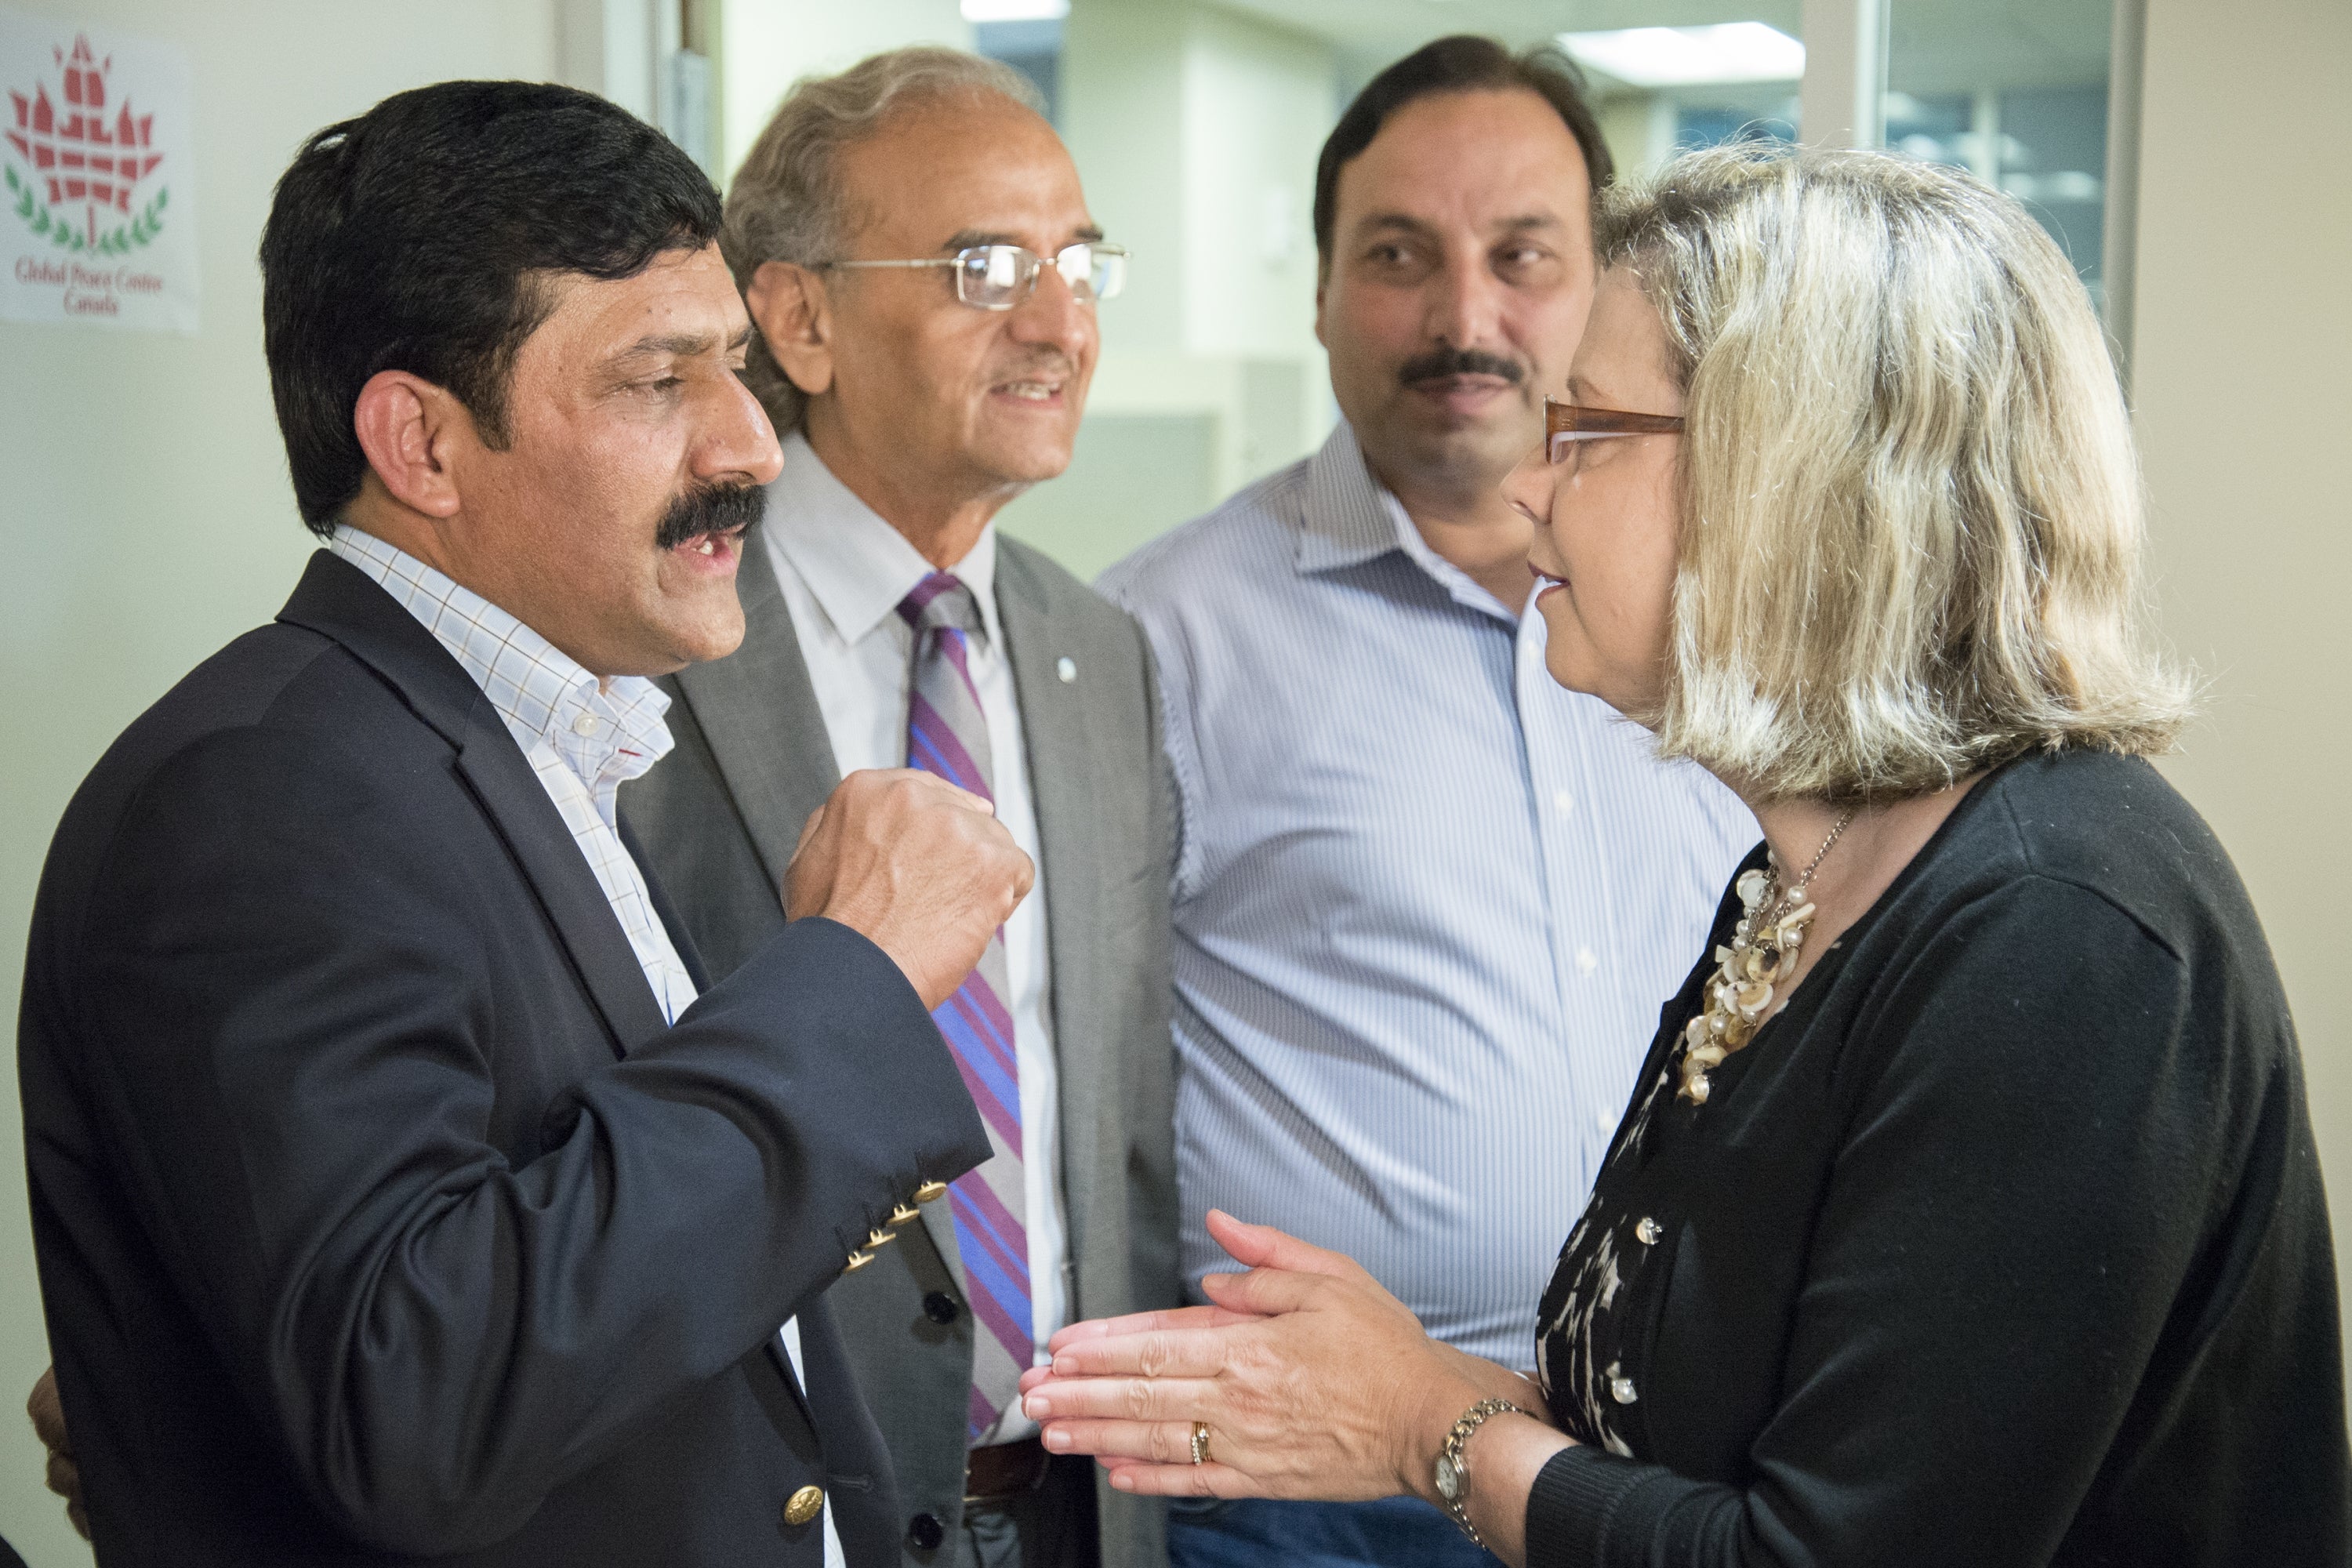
[784,768,1034,1010]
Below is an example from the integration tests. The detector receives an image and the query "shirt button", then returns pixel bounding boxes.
[908,1512,946,1552]
[1552,789,1576,817]
[923,1291,961,1325]
[1606,1361,1638,1405]
[571,713,598,736]
[1593,1105,1615,1135]
[1056,656,1077,684]
[783,1485,825,1526]
[1635,1217,1661,1246]
[1576,946,1599,975]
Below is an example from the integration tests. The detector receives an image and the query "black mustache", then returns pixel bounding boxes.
[655,481,766,550]
[1397,347,1526,387]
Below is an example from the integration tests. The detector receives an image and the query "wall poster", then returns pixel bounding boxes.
[1,8,195,332]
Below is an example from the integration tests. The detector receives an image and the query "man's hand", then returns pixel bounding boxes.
[28,1365,89,1541]
[784,768,1034,1010]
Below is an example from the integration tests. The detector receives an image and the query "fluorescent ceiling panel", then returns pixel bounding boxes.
[1556,23,1806,89]
[962,0,1069,20]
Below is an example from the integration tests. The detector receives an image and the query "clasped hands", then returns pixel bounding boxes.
[1017,1210,1544,1504]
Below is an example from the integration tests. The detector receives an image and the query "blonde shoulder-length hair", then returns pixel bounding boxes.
[1601,143,2190,801]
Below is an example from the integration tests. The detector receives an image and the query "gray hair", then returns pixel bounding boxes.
[1600,143,2191,801]
[723,47,1047,433]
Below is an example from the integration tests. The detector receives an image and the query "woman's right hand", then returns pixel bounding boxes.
[1020,1210,1526,1504]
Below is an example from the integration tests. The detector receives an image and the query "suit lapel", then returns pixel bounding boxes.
[278,552,670,1058]
[452,720,673,1055]
[995,544,1104,1258]
[670,539,843,891]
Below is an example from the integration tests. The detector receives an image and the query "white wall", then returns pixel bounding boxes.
[716,0,970,181]
[1174,2,1327,365]
[1061,0,1188,356]
[0,2,563,1560]
[1061,0,1331,365]
[1000,0,1335,575]
[2132,0,2352,1357]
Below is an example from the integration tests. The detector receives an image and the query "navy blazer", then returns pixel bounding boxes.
[17,551,990,1565]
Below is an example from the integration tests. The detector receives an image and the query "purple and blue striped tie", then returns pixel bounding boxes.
[898,572,1033,1443]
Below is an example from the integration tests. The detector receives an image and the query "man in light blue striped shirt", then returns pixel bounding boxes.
[1095,37,1752,1568]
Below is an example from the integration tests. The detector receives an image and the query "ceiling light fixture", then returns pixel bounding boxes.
[1555,23,1806,89]
[961,0,1069,20]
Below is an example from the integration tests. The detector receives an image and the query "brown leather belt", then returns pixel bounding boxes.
[963,1436,1051,1504]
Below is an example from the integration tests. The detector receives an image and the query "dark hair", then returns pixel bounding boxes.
[260,80,723,532]
[1313,36,1613,270]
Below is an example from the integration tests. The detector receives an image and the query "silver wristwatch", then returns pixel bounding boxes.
[1433,1397,1526,1548]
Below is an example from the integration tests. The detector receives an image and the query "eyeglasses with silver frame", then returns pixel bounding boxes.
[823,241,1128,311]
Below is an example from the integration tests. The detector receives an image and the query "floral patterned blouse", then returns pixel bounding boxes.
[1531,1046,1682,1456]
[1529,843,1768,1458]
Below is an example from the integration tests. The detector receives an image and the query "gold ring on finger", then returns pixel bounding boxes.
[1190,1421,1211,1465]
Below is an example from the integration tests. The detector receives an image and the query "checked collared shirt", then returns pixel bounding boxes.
[328,524,698,1026]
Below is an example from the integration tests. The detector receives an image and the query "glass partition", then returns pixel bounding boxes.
[1881,0,2114,307]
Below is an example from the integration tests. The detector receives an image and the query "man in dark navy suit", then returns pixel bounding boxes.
[16,80,1019,1566]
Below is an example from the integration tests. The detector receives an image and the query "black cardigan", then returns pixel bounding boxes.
[1525,749,2347,1566]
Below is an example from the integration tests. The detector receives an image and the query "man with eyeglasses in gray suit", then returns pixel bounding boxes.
[619,48,1177,1568]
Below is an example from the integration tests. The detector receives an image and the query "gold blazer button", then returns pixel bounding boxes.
[866,1228,897,1248]
[783,1485,824,1526]
[915,1181,949,1203]
[844,1248,874,1272]
[888,1203,922,1227]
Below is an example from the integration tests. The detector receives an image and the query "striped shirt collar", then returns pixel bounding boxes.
[763,430,1004,652]
[326,524,674,795]
[1296,422,1521,622]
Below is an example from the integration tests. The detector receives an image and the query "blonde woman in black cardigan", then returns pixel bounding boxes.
[1018,144,2347,1567]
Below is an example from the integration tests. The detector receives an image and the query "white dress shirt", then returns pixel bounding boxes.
[329,524,845,1567]
[760,431,1069,1443]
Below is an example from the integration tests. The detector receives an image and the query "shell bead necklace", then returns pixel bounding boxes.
[1675,808,1859,1105]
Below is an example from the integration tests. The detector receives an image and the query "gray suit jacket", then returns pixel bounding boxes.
[620,535,1178,1568]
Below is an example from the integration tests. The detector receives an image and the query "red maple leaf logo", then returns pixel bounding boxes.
[6,34,164,248]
